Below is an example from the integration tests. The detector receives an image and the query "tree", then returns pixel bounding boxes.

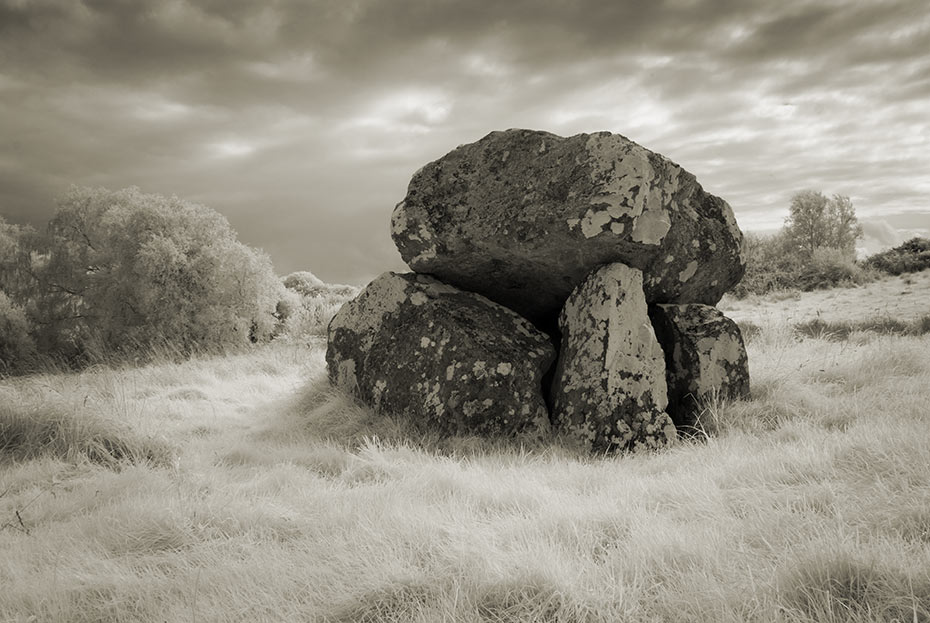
[783,190,862,257]
[282,270,325,296]
[826,194,862,254]
[0,216,37,300]
[784,190,828,256]
[0,290,37,372]
[31,186,285,359]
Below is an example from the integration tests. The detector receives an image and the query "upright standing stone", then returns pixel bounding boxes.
[649,304,750,432]
[326,272,555,438]
[551,263,677,452]
[392,129,745,328]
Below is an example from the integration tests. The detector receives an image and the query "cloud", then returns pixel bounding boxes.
[1,0,928,284]
[856,216,930,258]
[861,219,906,249]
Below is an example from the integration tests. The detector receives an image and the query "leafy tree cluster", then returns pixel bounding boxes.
[781,190,862,257]
[733,190,869,297]
[1,187,287,372]
[276,271,358,340]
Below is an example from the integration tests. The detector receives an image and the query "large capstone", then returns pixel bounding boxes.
[550,263,677,452]
[392,129,745,328]
[326,272,555,438]
[649,303,750,432]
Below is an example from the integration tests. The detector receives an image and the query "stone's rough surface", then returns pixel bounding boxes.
[649,304,750,431]
[550,263,677,452]
[326,272,555,437]
[392,129,745,326]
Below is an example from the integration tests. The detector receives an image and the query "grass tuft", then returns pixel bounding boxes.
[0,397,173,467]
[795,315,930,340]
[777,546,930,622]
[475,573,589,623]
[325,579,443,623]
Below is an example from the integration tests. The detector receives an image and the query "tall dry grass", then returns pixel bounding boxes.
[1,312,929,622]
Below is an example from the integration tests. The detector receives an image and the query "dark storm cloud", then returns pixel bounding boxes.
[1,0,928,283]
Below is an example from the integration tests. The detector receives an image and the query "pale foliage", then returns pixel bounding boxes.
[276,285,358,340]
[282,270,325,295]
[276,275,359,340]
[33,186,284,357]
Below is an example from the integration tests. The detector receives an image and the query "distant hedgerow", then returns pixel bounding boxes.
[865,237,930,275]
[732,233,873,298]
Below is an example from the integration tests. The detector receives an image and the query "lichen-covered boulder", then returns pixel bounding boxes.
[550,263,677,452]
[392,129,745,327]
[326,272,555,438]
[649,304,750,432]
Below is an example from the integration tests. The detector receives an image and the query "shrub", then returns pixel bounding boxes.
[276,283,358,340]
[282,271,325,295]
[274,288,303,326]
[865,236,930,275]
[796,246,873,291]
[732,233,875,298]
[731,232,806,297]
[28,186,285,361]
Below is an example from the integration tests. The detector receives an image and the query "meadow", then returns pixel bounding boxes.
[2,272,929,622]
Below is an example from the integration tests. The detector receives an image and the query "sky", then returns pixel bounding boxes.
[1,0,928,285]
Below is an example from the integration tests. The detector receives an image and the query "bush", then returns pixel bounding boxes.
[796,247,873,291]
[27,186,286,362]
[274,288,303,326]
[0,291,37,373]
[732,233,875,298]
[731,232,805,297]
[282,271,325,295]
[276,282,359,341]
[865,237,930,275]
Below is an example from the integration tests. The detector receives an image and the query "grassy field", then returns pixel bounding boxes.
[2,272,930,622]
[720,269,930,327]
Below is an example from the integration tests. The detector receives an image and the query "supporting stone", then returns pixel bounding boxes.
[550,263,677,452]
[649,303,750,433]
[326,272,555,438]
